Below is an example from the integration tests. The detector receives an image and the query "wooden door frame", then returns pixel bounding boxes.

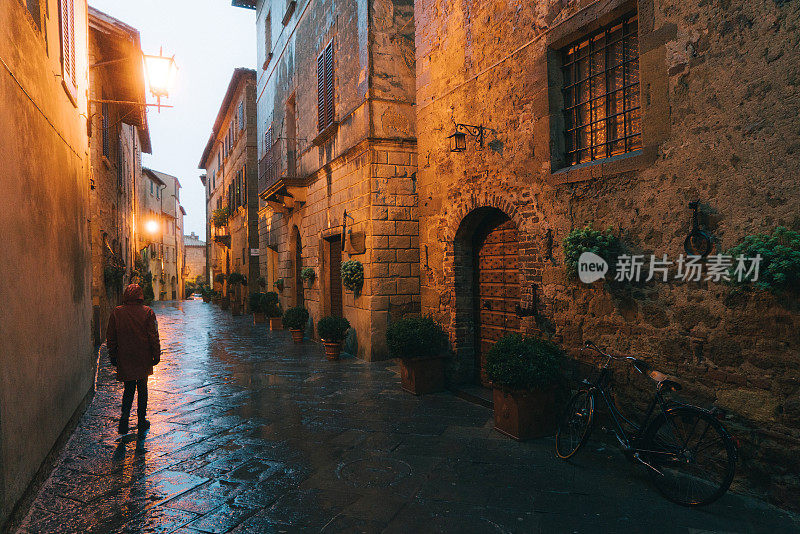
[319,233,342,317]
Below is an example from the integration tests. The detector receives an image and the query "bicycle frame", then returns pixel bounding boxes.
[581,344,686,460]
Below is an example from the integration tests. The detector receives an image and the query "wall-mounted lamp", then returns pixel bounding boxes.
[89,47,178,113]
[447,123,486,152]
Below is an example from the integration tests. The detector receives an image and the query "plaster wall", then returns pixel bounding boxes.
[0,0,94,525]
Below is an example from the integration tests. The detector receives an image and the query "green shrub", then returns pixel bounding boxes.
[211,206,230,228]
[283,306,309,329]
[318,316,350,342]
[341,260,364,291]
[484,334,564,390]
[563,226,624,279]
[386,316,448,360]
[260,292,282,317]
[214,273,227,284]
[103,262,125,292]
[726,227,800,294]
[300,267,316,282]
[227,272,247,286]
[249,292,264,312]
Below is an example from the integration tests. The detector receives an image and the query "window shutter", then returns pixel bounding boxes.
[239,101,245,129]
[60,0,76,88]
[324,43,334,127]
[317,52,326,131]
[101,103,109,156]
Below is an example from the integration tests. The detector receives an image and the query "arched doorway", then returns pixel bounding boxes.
[452,207,521,386]
[473,211,521,386]
[292,226,304,307]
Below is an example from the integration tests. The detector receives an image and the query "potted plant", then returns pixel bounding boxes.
[317,316,350,360]
[261,292,282,330]
[258,275,267,288]
[485,334,564,441]
[341,260,364,293]
[274,278,285,291]
[250,292,266,323]
[214,273,227,307]
[227,272,247,316]
[386,316,449,395]
[283,306,309,343]
[300,267,316,287]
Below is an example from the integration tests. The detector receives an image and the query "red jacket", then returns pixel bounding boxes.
[107,284,161,381]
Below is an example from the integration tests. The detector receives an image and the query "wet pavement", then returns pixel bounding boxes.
[16,300,799,533]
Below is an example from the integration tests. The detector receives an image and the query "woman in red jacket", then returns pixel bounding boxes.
[106,284,161,434]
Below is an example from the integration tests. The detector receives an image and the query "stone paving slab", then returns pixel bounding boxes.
[15,301,800,533]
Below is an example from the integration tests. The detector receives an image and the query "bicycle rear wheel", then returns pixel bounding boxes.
[555,389,594,459]
[642,407,736,506]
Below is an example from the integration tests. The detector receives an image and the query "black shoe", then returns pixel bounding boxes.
[137,420,151,432]
[118,419,130,435]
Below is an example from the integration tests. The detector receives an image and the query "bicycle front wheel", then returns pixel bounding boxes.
[555,389,594,459]
[642,407,736,506]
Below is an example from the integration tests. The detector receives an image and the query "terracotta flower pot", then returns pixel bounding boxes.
[399,356,446,395]
[202,295,211,303]
[323,340,342,360]
[220,297,230,310]
[290,329,304,343]
[253,312,266,324]
[492,386,557,441]
[269,317,283,331]
[231,301,242,316]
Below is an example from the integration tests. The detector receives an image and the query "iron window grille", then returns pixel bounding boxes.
[561,13,641,167]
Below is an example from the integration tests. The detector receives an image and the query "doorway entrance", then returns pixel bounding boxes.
[292,226,304,307]
[326,234,343,317]
[473,211,521,386]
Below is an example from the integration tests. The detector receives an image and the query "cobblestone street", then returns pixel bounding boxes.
[15,301,799,533]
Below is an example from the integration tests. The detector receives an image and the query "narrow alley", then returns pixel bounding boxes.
[15,302,798,533]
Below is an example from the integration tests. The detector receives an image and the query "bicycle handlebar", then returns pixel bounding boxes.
[582,340,649,374]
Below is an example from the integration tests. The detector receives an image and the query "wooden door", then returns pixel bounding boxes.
[475,217,521,386]
[328,235,343,316]
[294,229,304,307]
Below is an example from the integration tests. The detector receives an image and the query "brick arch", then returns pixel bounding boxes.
[438,188,546,385]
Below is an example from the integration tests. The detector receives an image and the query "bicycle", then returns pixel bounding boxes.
[555,341,738,506]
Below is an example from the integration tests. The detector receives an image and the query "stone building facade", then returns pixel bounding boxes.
[0,0,94,527]
[184,232,207,283]
[199,68,260,307]
[415,0,800,506]
[88,7,151,343]
[140,169,185,301]
[237,0,418,360]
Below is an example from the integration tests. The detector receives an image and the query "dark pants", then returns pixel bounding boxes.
[121,379,148,424]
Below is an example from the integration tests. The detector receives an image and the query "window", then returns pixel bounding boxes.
[317,41,335,131]
[239,101,245,130]
[561,13,640,167]
[264,13,272,66]
[150,181,154,195]
[26,0,41,29]
[58,0,76,91]
[101,102,110,157]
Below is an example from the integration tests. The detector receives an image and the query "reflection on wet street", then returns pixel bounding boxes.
[16,301,798,533]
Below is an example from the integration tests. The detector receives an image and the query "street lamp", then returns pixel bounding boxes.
[89,47,178,112]
[145,219,160,235]
[143,48,178,112]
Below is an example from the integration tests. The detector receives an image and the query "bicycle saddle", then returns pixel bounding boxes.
[648,370,683,392]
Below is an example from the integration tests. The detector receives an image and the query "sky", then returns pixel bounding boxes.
[89,0,257,240]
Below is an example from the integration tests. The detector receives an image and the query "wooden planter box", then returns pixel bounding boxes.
[220,297,230,310]
[269,317,282,330]
[253,312,266,324]
[399,356,446,395]
[290,329,304,343]
[322,340,342,360]
[493,386,557,441]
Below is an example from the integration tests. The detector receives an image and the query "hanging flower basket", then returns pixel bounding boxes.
[341,260,364,292]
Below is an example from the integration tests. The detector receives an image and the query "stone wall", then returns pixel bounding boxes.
[255,0,418,359]
[416,0,800,507]
[0,0,94,526]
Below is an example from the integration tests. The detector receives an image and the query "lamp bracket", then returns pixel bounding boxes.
[455,123,486,146]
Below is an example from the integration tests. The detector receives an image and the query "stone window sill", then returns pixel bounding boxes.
[546,147,656,185]
[312,121,338,146]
